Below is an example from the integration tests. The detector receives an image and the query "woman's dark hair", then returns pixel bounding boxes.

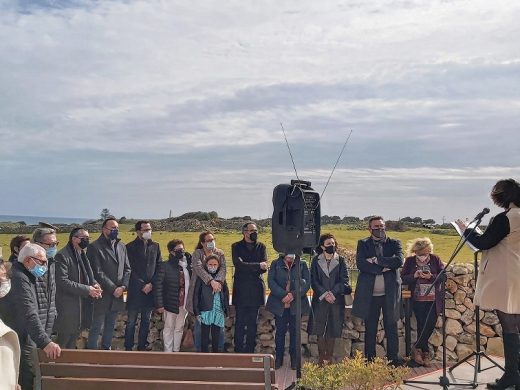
[10,235,30,254]
[167,239,184,252]
[491,179,520,208]
[315,233,338,254]
[195,230,214,250]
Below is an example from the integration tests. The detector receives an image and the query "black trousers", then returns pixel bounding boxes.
[413,301,437,351]
[234,305,259,353]
[19,343,35,390]
[201,323,221,353]
[364,295,399,362]
[57,330,80,349]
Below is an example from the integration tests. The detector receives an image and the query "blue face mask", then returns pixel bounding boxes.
[206,240,215,250]
[30,263,48,278]
[46,247,57,259]
[108,229,119,240]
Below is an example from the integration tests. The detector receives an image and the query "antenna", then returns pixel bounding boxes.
[315,129,353,210]
[280,122,301,183]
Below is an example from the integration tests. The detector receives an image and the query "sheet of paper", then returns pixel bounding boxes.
[451,221,484,252]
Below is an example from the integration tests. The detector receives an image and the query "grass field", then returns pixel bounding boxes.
[0,225,474,288]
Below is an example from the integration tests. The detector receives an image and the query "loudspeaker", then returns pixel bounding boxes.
[272,180,321,255]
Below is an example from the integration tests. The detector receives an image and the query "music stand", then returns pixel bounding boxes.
[449,250,504,385]
[404,217,486,390]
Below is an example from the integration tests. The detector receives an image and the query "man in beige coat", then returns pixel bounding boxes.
[0,318,21,390]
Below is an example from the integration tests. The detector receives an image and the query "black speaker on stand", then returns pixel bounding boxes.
[272,180,320,389]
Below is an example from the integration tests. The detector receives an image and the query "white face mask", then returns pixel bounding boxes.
[0,279,11,298]
[142,231,152,240]
[207,266,218,274]
[416,254,429,262]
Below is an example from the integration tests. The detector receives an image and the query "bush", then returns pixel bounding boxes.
[298,351,409,390]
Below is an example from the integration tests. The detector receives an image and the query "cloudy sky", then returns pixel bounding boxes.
[1,0,519,224]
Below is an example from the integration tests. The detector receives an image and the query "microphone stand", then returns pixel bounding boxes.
[285,252,303,390]
[404,216,486,390]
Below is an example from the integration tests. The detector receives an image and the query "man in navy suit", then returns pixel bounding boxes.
[352,216,404,365]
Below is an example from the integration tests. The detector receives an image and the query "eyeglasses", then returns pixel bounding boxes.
[30,256,48,266]
[247,230,258,233]
[74,236,89,240]
[38,241,59,248]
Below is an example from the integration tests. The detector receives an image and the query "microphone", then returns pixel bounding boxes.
[474,208,490,220]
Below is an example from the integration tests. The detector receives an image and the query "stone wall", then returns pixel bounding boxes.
[78,263,503,362]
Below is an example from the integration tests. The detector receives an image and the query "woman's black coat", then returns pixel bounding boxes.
[307,254,349,338]
[153,253,192,314]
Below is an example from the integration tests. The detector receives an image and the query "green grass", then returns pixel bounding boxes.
[0,224,474,288]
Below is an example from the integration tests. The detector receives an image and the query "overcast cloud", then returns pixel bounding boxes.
[0,0,519,223]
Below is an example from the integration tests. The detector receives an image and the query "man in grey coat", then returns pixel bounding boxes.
[55,227,102,348]
[86,217,131,350]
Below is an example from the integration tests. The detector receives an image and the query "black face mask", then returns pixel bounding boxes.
[371,229,386,240]
[78,238,90,249]
[173,250,185,259]
[324,245,335,255]
[249,232,258,242]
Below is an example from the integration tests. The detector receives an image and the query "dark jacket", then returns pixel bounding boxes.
[0,281,15,329]
[55,243,98,334]
[193,274,229,316]
[154,253,192,314]
[8,253,17,263]
[11,261,56,349]
[126,238,162,310]
[401,254,444,315]
[266,256,311,317]
[87,235,131,317]
[231,239,267,307]
[307,254,349,338]
[352,237,404,322]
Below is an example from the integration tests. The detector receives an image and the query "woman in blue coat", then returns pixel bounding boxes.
[266,253,310,370]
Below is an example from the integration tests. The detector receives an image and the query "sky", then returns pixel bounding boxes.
[0,0,519,224]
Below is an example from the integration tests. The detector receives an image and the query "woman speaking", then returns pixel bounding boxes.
[456,178,520,390]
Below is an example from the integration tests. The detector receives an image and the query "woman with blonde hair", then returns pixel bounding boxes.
[401,237,444,366]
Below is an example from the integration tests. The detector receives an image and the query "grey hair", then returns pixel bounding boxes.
[32,228,56,244]
[18,243,46,263]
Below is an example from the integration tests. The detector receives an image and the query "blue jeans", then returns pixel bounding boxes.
[194,317,225,352]
[275,309,296,361]
[124,307,153,350]
[87,310,119,350]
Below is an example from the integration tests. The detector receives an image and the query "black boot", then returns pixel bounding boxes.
[290,355,297,370]
[488,333,520,390]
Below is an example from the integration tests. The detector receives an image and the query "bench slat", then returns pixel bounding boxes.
[40,363,274,383]
[38,350,274,369]
[42,377,277,390]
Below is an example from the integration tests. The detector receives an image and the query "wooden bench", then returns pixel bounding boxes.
[33,349,278,389]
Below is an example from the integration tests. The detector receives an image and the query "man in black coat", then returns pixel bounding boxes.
[11,243,61,390]
[352,216,404,365]
[86,217,131,350]
[231,222,268,353]
[55,228,102,348]
[124,220,161,351]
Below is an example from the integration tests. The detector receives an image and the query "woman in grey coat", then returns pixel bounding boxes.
[307,233,350,365]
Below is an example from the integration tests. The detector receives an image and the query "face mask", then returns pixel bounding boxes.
[206,240,216,250]
[207,266,218,274]
[46,247,57,259]
[108,229,119,240]
[173,250,185,259]
[78,238,89,250]
[142,231,152,240]
[30,263,48,278]
[371,228,386,240]
[0,279,11,298]
[249,232,258,242]
[324,245,335,255]
[416,254,429,262]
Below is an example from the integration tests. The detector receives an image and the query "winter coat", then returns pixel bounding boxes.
[307,254,349,338]
[352,237,404,322]
[126,237,161,310]
[266,256,311,318]
[0,319,20,390]
[192,275,229,316]
[154,253,193,314]
[55,243,98,334]
[231,240,267,307]
[11,261,56,349]
[467,205,520,313]
[401,254,444,315]
[87,235,131,317]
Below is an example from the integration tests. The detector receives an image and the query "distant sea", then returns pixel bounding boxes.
[0,215,90,225]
